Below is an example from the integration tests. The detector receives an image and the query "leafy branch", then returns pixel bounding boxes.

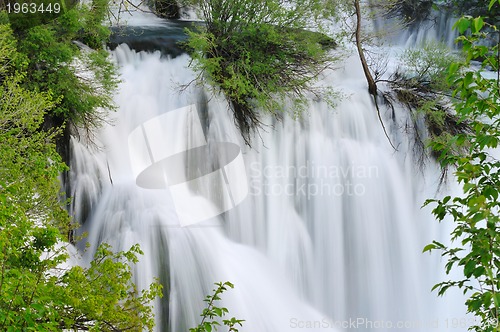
[190,282,244,332]
[424,3,500,331]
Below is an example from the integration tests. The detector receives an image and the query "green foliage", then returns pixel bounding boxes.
[184,0,337,144]
[387,0,500,25]
[385,0,435,24]
[4,0,118,137]
[190,282,244,332]
[401,42,458,91]
[446,0,500,25]
[390,42,469,159]
[2,0,72,32]
[0,23,161,331]
[424,5,500,331]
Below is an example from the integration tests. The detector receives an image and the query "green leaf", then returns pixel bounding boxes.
[464,260,476,278]
[472,266,485,278]
[454,17,471,34]
[489,0,497,10]
[472,17,484,33]
[423,244,436,253]
[203,322,212,332]
[213,307,223,317]
[448,62,460,76]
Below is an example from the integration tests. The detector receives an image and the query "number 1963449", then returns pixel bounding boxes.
[6,1,61,14]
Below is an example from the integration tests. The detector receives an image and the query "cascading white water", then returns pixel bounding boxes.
[396,11,458,48]
[68,18,470,332]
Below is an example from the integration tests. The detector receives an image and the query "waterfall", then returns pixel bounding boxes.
[69,20,468,332]
[397,11,458,48]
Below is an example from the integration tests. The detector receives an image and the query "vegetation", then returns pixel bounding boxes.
[385,0,434,23]
[190,282,244,332]
[154,0,181,18]
[424,1,500,331]
[0,7,162,332]
[184,0,337,144]
[2,0,118,144]
[385,42,470,162]
[383,0,500,26]
[444,0,500,24]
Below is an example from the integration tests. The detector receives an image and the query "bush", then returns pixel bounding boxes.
[185,0,337,144]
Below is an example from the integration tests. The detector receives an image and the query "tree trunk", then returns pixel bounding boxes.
[354,0,377,96]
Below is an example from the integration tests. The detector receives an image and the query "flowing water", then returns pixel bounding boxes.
[68,15,468,332]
